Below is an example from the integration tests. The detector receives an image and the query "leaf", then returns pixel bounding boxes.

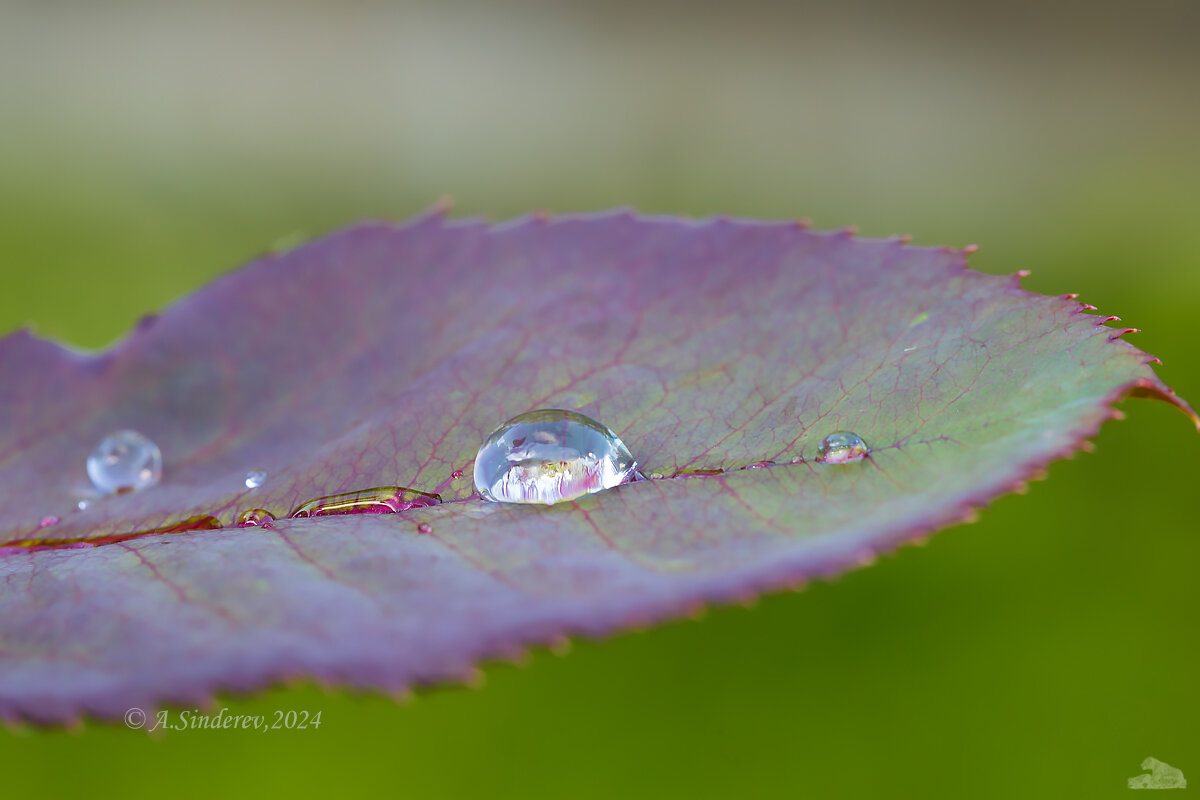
[0,210,1192,724]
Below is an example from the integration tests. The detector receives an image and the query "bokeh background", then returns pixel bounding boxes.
[2,1,1197,797]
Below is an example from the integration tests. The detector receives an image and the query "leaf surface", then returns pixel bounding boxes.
[0,211,1192,723]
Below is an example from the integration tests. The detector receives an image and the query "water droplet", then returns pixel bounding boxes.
[745,461,775,469]
[417,522,433,534]
[290,486,441,518]
[816,432,869,464]
[1,515,221,554]
[236,509,276,528]
[39,516,59,528]
[789,456,804,464]
[86,430,162,494]
[244,469,267,489]
[451,470,464,480]
[671,468,723,479]
[76,499,91,511]
[649,472,664,480]
[473,409,637,505]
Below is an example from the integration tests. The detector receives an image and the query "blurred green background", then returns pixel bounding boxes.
[2,1,1197,797]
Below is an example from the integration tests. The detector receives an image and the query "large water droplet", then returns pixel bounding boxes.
[289,486,441,518]
[86,430,162,494]
[244,469,267,489]
[473,409,637,505]
[816,432,869,464]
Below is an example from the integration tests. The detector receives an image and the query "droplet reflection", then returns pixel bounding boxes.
[473,409,637,505]
[236,509,276,528]
[816,432,869,464]
[87,430,162,494]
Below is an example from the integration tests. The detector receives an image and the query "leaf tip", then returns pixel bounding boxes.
[1108,327,1141,342]
[1123,378,1200,431]
[735,593,760,609]
[853,548,877,568]
[135,313,159,334]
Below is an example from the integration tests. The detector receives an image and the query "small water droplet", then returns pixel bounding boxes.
[451,470,464,480]
[745,461,774,469]
[290,486,441,518]
[39,516,59,528]
[86,430,162,494]
[473,409,637,505]
[816,431,869,464]
[417,522,433,534]
[244,469,268,489]
[671,468,723,479]
[789,456,804,464]
[76,499,91,511]
[650,472,664,480]
[236,509,276,528]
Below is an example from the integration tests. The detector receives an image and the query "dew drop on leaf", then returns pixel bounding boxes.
[244,469,267,489]
[236,509,276,528]
[1,515,222,553]
[38,516,59,528]
[289,486,441,518]
[417,522,433,534]
[816,432,869,464]
[86,430,162,494]
[671,468,723,479]
[473,409,637,505]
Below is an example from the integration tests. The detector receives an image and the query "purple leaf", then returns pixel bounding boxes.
[0,210,1193,724]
